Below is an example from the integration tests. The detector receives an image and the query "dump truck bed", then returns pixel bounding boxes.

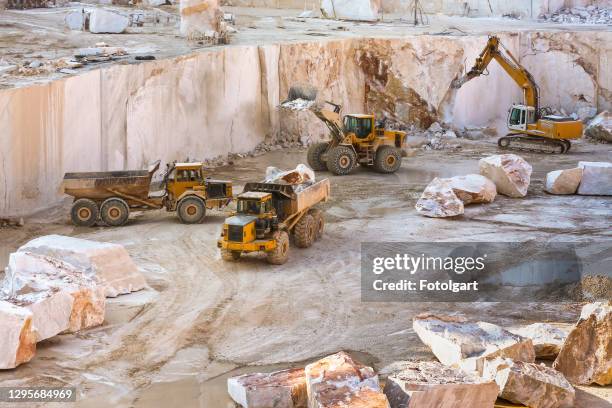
[242,179,330,219]
[62,161,160,203]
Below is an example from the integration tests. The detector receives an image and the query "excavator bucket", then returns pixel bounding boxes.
[284,84,318,103]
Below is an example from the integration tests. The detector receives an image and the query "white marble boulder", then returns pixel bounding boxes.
[484,358,575,408]
[415,178,464,218]
[577,162,612,196]
[509,323,569,360]
[305,351,389,408]
[17,234,145,298]
[479,154,532,197]
[382,361,498,408]
[89,9,129,34]
[321,0,380,21]
[0,301,37,369]
[545,168,582,195]
[227,368,307,408]
[448,174,497,204]
[412,314,535,374]
[553,301,612,385]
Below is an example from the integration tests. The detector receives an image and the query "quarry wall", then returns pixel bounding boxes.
[0,31,610,216]
[220,0,604,17]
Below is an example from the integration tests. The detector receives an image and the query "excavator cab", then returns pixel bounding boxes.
[507,105,536,132]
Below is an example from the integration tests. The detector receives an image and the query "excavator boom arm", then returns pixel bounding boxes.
[452,36,540,113]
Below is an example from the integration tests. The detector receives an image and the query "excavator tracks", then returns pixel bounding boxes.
[498,134,571,154]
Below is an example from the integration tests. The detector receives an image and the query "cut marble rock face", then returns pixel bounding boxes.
[227,368,307,408]
[382,360,498,408]
[16,234,146,297]
[553,301,612,385]
[484,358,575,408]
[576,161,612,196]
[544,168,582,195]
[415,178,464,218]
[479,154,532,198]
[509,323,569,360]
[0,301,37,369]
[305,351,389,408]
[412,314,535,374]
[3,252,106,340]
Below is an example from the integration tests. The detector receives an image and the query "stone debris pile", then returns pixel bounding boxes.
[540,6,611,24]
[585,111,612,143]
[279,98,316,112]
[265,164,315,191]
[0,235,146,369]
[546,161,612,196]
[415,174,497,218]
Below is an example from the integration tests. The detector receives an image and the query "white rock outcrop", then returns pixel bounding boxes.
[321,0,380,21]
[415,178,464,218]
[553,301,612,385]
[0,301,37,369]
[545,168,582,195]
[4,252,106,340]
[585,111,611,142]
[180,0,222,39]
[509,323,569,360]
[577,162,612,196]
[382,361,498,408]
[89,9,129,34]
[227,368,307,408]
[448,174,497,205]
[17,235,145,297]
[305,351,389,408]
[413,314,535,374]
[484,359,575,408]
[479,154,532,198]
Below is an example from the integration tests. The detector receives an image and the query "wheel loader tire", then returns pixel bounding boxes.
[221,249,241,261]
[267,231,289,265]
[373,146,402,173]
[309,208,324,240]
[100,197,130,227]
[177,196,206,224]
[293,213,316,248]
[70,198,99,227]
[307,142,329,171]
[326,145,356,175]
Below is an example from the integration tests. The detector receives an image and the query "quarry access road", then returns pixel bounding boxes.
[0,139,611,407]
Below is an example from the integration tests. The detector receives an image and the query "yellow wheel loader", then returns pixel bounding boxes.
[63,161,232,227]
[217,179,330,265]
[451,36,583,154]
[287,88,408,176]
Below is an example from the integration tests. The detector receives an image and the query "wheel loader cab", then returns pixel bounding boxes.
[507,105,536,132]
[343,114,374,140]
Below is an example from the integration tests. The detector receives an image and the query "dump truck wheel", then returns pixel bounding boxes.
[100,198,130,227]
[267,231,289,265]
[177,196,206,224]
[294,213,316,248]
[221,249,241,261]
[309,208,324,240]
[307,142,329,171]
[326,145,356,175]
[374,146,402,173]
[71,199,99,227]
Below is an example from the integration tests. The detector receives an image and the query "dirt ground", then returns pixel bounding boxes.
[1,4,609,88]
[0,138,611,407]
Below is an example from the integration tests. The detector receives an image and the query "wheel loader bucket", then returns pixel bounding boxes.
[284,84,318,103]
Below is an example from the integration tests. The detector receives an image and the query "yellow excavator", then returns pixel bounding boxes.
[451,36,583,154]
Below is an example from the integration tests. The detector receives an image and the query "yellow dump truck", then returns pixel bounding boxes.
[217,179,330,265]
[63,161,232,227]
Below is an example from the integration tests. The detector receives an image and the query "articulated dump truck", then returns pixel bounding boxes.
[63,161,232,227]
[217,179,330,265]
